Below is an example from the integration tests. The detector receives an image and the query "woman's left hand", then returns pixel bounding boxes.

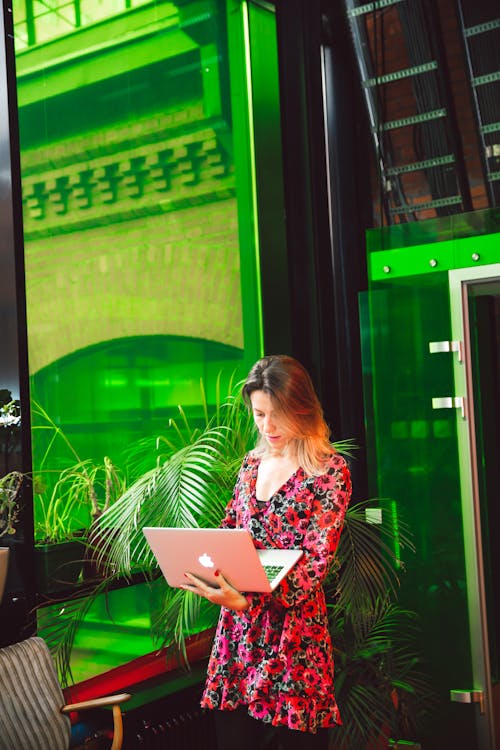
[181,571,249,611]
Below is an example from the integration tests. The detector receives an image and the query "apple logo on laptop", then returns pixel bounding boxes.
[199,552,214,568]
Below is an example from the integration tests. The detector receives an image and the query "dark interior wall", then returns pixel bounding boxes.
[0,0,35,645]
[0,0,20,402]
[273,0,372,498]
[0,0,31,476]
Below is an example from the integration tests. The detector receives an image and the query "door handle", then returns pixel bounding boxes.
[429,340,463,362]
[450,689,485,714]
[432,396,467,419]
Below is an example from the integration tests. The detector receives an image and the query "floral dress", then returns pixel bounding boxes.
[200,451,352,733]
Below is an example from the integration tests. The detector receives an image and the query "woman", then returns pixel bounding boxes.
[182,355,352,749]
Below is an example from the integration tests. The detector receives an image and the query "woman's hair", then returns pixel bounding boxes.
[242,355,335,475]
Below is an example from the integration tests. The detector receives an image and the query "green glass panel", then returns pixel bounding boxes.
[360,272,475,749]
[13,0,179,49]
[12,0,277,681]
[366,206,500,253]
[31,337,243,466]
[37,577,217,683]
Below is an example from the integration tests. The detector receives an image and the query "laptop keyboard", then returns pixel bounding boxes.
[263,564,284,582]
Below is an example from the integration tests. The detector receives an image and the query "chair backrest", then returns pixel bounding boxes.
[0,636,71,750]
[0,547,8,603]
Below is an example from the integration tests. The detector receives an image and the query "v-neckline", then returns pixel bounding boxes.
[252,457,303,504]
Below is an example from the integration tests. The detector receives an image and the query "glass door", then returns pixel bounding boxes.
[361,258,500,748]
[448,263,500,750]
[360,273,475,749]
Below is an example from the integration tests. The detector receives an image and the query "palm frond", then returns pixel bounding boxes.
[90,380,254,653]
[329,499,414,614]
[335,683,393,750]
[330,597,433,749]
[150,584,219,666]
[331,437,359,458]
[95,425,234,574]
[39,576,115,687]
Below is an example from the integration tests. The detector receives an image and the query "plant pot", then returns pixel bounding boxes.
[35,537,86,595]
[82,524,116,581]
[0,546,9,603]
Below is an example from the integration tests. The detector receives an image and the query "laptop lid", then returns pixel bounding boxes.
[142,527,303,593]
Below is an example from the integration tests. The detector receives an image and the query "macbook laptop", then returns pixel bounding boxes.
[142,527,303,593]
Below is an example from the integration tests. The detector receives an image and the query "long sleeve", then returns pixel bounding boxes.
[272,454,351,608]
[232,453,351,613]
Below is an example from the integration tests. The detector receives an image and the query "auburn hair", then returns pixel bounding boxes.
[242,355,335,476]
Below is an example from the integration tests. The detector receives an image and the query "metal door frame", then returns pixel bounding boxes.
[449,262,500,749]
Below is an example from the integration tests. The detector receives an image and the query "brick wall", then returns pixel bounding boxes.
[363,0,490,224]
[22,103,243,373]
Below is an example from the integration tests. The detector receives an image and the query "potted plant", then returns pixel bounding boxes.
[0,394,23,601]
[0,392,22,475]
[31,402,125,594]
[326,501,434,749]
[0,470,25,605]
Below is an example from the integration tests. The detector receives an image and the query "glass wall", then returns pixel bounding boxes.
[361,208,500,748]
[12,0,276,681]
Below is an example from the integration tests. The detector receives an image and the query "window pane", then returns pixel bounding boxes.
[13,0,269,681]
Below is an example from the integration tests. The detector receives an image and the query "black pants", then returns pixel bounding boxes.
[213,707,331,750]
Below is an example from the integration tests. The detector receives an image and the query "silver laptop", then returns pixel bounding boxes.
[142,527,303,593]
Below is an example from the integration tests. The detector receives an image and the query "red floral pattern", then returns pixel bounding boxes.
[200,451,352,733]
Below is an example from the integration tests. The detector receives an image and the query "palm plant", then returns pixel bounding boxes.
[0,471,24,538]
[93,375,357,657]
[328,502,434,748]
[34,456,125,544]
[41,375,252,682]
[40,376,431,748]
[91,375,257,656]
[1,469,25,618]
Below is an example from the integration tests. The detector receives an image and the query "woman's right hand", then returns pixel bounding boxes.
[180,571,249,611]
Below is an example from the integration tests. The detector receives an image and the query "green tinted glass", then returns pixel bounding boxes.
[13,0,278,681]
[361,214,500,747]
[360,276,474,747]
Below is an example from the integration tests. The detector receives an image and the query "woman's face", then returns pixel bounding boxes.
[250,390,293,453]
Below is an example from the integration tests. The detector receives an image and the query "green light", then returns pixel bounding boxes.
[17,0,266,679]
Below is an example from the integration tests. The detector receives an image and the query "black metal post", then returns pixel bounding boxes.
[0,0,35,646]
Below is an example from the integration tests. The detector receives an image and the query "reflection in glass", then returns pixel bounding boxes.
[13,0,265,681]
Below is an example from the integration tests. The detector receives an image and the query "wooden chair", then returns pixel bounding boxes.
[0,547,8,603]
[0,636,131,750]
